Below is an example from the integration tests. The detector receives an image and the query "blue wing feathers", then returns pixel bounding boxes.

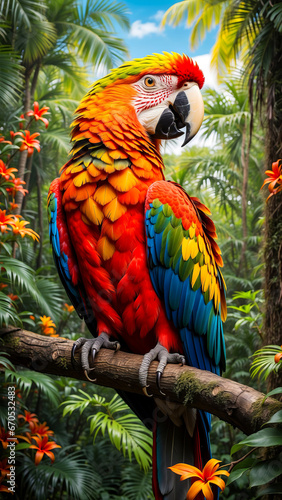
[145,200,226,374]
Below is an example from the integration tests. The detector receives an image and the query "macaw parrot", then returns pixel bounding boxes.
[48,52,226,500]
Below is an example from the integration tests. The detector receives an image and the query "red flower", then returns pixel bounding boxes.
[18,410,39,432]
[0,428,13,449]
[10,131,23,142]
[18,130,40,157]
[261,159,282,201]
[19,113,25,129]
[0,160,17,181]
[0,210,17,233]
[30,436,61,465]
[169,459,230,500]
[7,293,18,301]
[26,102,49,128]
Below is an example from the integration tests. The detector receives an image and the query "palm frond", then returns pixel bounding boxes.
[0,291,18,326]
[0,46,23,107]
[121,463,154,500]
[89,394,152,470]
[5,369,60,405]
[85,0,130,31]
[18,450,98,500]
[250,345,282,381]
[33,277,64,322]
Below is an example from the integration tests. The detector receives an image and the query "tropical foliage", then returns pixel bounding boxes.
[0,0,282,498]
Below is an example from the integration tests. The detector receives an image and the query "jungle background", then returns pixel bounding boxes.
[0,0,282,498]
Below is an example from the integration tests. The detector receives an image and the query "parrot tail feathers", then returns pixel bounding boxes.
[152,410,219,500]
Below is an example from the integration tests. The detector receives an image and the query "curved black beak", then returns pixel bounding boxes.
[154,91,191,145]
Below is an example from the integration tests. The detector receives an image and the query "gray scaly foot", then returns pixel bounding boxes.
[71,332,120,381]
[139,342,185,396]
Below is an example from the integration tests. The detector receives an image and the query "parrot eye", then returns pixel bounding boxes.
[144,76,156,88]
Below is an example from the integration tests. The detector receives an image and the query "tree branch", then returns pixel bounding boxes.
[1,327,281,435]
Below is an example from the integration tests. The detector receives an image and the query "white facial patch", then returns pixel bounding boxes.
[132,74,179,114]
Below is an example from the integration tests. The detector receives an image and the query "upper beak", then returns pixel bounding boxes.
[153,84,204,146]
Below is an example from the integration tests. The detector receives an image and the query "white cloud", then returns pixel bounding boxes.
[150,10,165,22]
[194,53,219,90]
[129,20,161,39]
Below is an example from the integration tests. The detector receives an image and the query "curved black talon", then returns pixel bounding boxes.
[156,371,166,396]
[71,343,77,368]
[91,347,97,364]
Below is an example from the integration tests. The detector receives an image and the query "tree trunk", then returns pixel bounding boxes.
[264,100,282,392]
[15,67,32,215]
[35,165,43,269]
[21,155,33,212]
[240,120,250,272]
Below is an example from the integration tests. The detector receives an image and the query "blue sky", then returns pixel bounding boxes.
[124,1,217,60]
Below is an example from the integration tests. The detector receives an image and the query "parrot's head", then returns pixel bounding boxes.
[86,52,205,146]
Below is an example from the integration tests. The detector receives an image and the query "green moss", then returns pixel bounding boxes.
[3,336,20,349]
[175,372,219,405]
[251,397,282,429]
[57,357,68,370]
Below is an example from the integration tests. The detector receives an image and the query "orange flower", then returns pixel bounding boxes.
[0,284,7,289]
[18,410,39,432]
[169,459,230,500]
[0,458,11,478]
[30,435,61,465]
[261,159,282,201]
[29,315,35,320]
[18,130,40,156]
[7,293,18,301]
[64,303,75,313]
[33,422,54,437]
[9,201,19,211]
[39,315,56,336]
[0,476,13,493]
[274,346,282,363]
[6,177,28,198]
[12,219,39,241]
[26,102,49,128]
[0,210,17,233]
[0,160,17,181]
[0,136,12,145]
[17,431,32,444]
[0,428,11,449]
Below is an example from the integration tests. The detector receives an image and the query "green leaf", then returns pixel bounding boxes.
[232,427,282,454]
[263,387,282,402]
[226,467,250,486]
[265,409,282,424]
[5,370,60,406]
[16,442,32,451]
[249,459,282,487]
[255,483,282,497]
